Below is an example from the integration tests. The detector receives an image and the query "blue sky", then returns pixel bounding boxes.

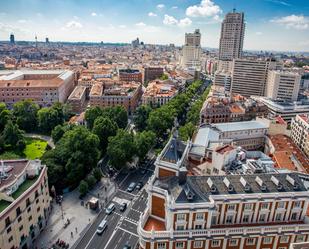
[0,0,308,51]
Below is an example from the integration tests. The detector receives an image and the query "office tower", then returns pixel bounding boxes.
[230,59,282,97]
[132,37,140,48]
[180,29,202,70]
[219,10,245,61]
[10,33,15,44]
[45,37,49,44]
[266,70,301,101]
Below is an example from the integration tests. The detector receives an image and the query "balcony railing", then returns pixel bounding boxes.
[138,211,309,240]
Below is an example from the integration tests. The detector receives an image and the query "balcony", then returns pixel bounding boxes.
[138,211,309,241]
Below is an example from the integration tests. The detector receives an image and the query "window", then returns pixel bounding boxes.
[263,237,273,244]
[175,242,184,249]
[176,225,185,230]
[29,216,32,221]
[280,236,289,243]
[196,213,204,220]
[17,216,22,223]
[157,242,166,249]
[259,214,266,222]
[7,227,12,234]
[16,207,21,216]
[294,201,301,208]
[291,212,298,221]
[261,203,269,209]
[243,214,250,223]
[26,198,30,207]
[211,215,217,225]
[244,203,252,210]
[229,239,238,246]
[278,247,287,249]
[8,236,13,243]
[278,202,285,209]
[275,213,282,221]
[195,224,203,229]
[177,214,186,221]
[211,240,220,247]
[193,241,203,248]
[246,238,256,245]
[226,215,234,224]
[19,225,23,231]
[296,235,305,243]
[5,217,11,228]
[228,204,235,211]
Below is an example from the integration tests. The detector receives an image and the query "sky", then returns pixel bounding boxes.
[0,0,308,51]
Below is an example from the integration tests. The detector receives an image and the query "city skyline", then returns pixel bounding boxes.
[0,0,308,52]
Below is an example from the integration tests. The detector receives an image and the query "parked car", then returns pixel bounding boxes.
[136,181,143,190]
[127,182,136,192]
[119,202,127,212]
[105,203,115,215]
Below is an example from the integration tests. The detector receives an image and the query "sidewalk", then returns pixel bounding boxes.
[34,178,115,249]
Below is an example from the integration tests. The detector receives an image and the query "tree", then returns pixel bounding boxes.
[134,131,156,159]
[86,175,96,189]
[2,121,24,149]
[85,107,104,129]
[51,125,68,144]
[159,74,168,80]
[79,180,89,196]
[92,117,118,152]
[106,106,128,129]
[37,108,61,134]
[0,103,12,132]
[13,100,39,132]
[179,122,195,141]
[107,129,136,169]
[134,105,152,131]
[93,168,102,181]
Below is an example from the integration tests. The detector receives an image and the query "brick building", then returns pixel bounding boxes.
[144,67,164,83]
[67,85,87,113]
[119,69,143,83]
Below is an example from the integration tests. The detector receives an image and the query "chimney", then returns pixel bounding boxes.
[179,166,187,185]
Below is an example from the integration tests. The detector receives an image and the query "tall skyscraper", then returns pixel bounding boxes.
[10,33,15,44]
[219,10,245,61]
[180,29,202,70]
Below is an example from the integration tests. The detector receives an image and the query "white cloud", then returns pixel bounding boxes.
[157,4,165,9]
[91,12,97,17]
[255,31,263,35]
[186,0,222,19]
[18,19,27,24]
[65,21,83,29]
[271,15,309,30]
[163,15,178,25]
[171,6,178,9]
[118,25,126,29]
[178,18,192,27]
[136,22,146,27]
[148,12,157,17]
[163,15,192,27]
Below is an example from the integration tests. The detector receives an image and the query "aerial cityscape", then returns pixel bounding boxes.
[0,0,309,249]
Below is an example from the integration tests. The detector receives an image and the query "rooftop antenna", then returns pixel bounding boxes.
[233,3,236,13]
[35,34,38,47]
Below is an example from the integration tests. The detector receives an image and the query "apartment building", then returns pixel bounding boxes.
[230,59,282,97]
[219,10,245,61]
[67,85,87,113]
[180,29,202,70]
[0,70,75,107]
[0,159,51,249]
[89,81,142,114]
[137,136,309,249]
[144,67,164,83]
[213,72,232,91]
[266,70,301,101]
[291,114,309,158]
[119,69,143,83]
[142,81,178,107]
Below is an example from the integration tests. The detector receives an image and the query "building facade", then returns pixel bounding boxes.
[119,69,143,83]
[291,114,309,158]
[266,70,301,102]
[67,85,87,113]
[0,159,51,249]
[219,10,245,61]
[144,67,164,83]
[0,70,75,107]
[137,137,309,249]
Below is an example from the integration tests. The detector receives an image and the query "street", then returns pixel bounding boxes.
[73,161,154,249]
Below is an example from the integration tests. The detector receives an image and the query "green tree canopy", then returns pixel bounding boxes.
[79,180,89,196]
[107,129,136,169]
[1,120,24,149]
[134,130,156,159]
[0,103,12,132]
[85,107,105,129]
[92,116,118,152]
[179,122,196,141]
[13,100,39,132]
[106,106,128,129]
[134,105,152,131]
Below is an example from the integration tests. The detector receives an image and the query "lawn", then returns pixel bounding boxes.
[0,138,48,160]
[12,176,39,199]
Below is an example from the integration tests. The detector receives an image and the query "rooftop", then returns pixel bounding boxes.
[68,85,87,100]
[214,120,268,132]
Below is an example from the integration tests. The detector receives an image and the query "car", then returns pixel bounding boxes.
[105,203,115,215]
[136,181,143,190]
[127,182,136,192]
[123,244,131,249]
[119,202,127,212]
[96,220,107,235]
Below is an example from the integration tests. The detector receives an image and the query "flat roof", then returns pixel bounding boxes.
[214,120,268,132]
[68,86,87,100]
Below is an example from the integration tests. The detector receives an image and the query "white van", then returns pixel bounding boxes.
[96,220,107,235]
[105,203,115,215]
